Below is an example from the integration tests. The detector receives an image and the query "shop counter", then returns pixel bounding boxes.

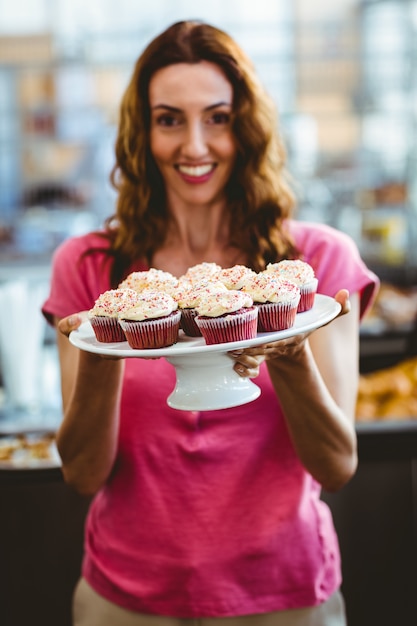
[322,420,417,626]
[0,466,91,626]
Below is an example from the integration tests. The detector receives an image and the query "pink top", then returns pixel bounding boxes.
[42,220,379,618]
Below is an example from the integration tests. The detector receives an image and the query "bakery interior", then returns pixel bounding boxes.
[1,0,417,624]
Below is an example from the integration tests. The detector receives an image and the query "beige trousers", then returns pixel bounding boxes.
[73,578,347,626]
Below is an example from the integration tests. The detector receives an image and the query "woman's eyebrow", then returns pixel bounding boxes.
[151,104,181,112]
[151,101,232,112]
[205,101,232,110]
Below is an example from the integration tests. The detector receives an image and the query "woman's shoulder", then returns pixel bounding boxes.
[52,231,110,264]
[53,230,111,260]
[43,230,114,321]
[287,219,357,255]
[286,219,379,317]
[286,219,364,271]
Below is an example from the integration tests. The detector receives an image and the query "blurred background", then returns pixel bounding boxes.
[1,0,417,418]
[1,3,417,626]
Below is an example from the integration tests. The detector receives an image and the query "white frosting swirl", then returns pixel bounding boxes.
[118,268,178,293]
[196,290,253,317]
[265,260,316,286]
[118,290,178,321]
[173,280,228,309]
[182,262,222,284]
[217,265,257,290]
[242,273,300,304]
[88,289,139,318]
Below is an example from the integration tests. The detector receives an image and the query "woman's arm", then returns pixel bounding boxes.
[265,292,359,492]
[230,290,359,492]
[54,314,124,496]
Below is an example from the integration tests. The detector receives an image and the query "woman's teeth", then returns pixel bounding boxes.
[178,164,213,177]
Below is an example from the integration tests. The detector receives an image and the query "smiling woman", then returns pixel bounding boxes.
[41,19,378,626]
[149,61,237,219]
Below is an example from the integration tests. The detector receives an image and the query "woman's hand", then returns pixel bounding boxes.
[333,288,350,317]
[228,289,351,377]
[228,350,266,378]
[57,312,88,337]
[57,311,160,361]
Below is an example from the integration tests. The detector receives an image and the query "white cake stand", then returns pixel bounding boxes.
[70,295,341,410]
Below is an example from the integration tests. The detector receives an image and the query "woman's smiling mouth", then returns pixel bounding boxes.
[176,163,216,181]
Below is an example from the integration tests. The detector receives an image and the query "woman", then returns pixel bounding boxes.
[42,20,379,626]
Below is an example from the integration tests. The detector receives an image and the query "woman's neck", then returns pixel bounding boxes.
[151,201,245,276]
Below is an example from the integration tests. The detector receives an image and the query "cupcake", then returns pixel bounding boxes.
[242,272,301,332]
[265,260,318,312]
[195,290,258,345]
[181,262,222,285]
[88,288,140,343]
[118,290,181,349]
[118,268,179,296]
[217,264,257,290]
[173,279,229,337]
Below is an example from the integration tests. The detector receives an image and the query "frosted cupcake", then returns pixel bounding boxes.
[265,260,318,312]
[118,268,179,296]
[118,267,178,295]
[217,264,257,290]
[88,288,140,343]
[242,272,300,332]
[173,279,229,337]
[181,262,222,285]
[118,290,181,349]
[195,290,258,345]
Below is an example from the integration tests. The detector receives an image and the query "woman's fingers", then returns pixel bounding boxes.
[229,331,310,366]
[228,290,350,375]
[229,350,266,378]
[57,312,88,337]
[334,288,350,317]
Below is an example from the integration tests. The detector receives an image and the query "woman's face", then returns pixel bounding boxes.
[149,61,237,210]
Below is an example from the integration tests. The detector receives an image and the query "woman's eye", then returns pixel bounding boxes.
[210,112,231,125]
[156,114,179,127]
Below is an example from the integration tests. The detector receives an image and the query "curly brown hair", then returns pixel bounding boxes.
[95,20,298,286]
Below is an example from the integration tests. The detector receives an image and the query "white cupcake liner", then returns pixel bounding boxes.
[195,307,258,345]
[119,310,181,349]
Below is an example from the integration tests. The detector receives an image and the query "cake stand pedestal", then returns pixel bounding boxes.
[165,350,261,410]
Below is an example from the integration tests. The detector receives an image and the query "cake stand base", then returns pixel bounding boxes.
[165,350,261,411]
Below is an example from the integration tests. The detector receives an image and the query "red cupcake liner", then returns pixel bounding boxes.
[119,311,181,349]
[90,316,126,343]
[195,307,258,345]
[256,301,299,332]
[298,279,318,312]
[180,308,202,337]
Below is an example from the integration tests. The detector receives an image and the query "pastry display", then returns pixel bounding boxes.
[356,281,417,421]
[356,356,417,421]
[0,432,59,468]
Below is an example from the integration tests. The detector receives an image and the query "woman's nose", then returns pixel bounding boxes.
[181,122,208,158]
